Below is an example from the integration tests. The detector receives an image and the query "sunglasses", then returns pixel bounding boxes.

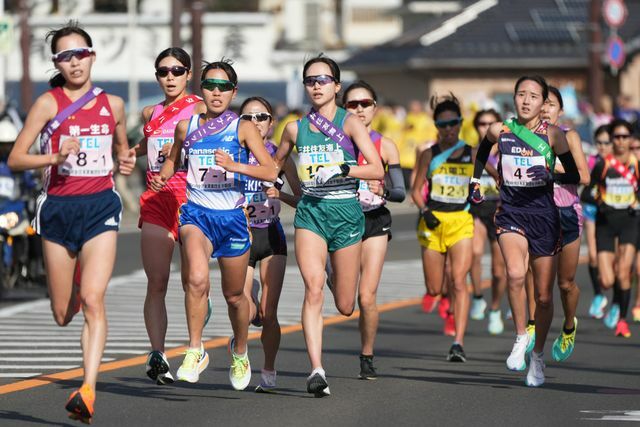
[156,66,189,78]
[631,146,640,150]
[477,121,495,127]
[596,140,612,146]
[435,118,463,129]
[51,47,94,63]
[345,99,376,109]
[201,78,236,92]
[240,112,272,122]
[612,134,631,140]
[303,75,336,87]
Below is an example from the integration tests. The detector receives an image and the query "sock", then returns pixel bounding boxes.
[588,265,601,295]
[311,367,326,378]
[613,281,621,304]
[563,325,575,335]
[473,294,483,299]
[360,354,373,359]
[528,319,535,326]
[233,351,247,359]
[620,289,631,319]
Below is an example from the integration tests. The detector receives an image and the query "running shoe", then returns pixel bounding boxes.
[488,309,504,335]
[443,312,456,337]
[438,296,451,320]
[359,355,377,380]
[589,294,608,319]
[470,297,487,320]
[176,344,209,383]
[505,308,513,320]
[250,278,262,327]
[203,295,213,329]
[615,319,631,338]
[306,369,330,397]
[229,351,251,390]
[525,323,536,354]
[633,306,640,323]
[65,384,95,424]
[421,293,440,313]
[506,334,529,371]
[255,369,277,393]
[604,304,620,329]
[146,350,174,385]
[551,317,577,362]
[447,344,466,362]
[525,351,545,387]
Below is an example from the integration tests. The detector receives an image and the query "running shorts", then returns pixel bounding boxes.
[582,202,597,223]
[179,202,251,258]
[596,209,638,253]
[559,204,583,247]
[34,189,122,253]
[294,196,364,252]
[495,205,561,257]
[470,200,498,242]
[363,206,392,241]
[248,222,287,268]
[417,210,473,253]
[138,189,187,240]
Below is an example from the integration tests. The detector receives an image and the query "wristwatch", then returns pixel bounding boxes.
[339,163,350,177]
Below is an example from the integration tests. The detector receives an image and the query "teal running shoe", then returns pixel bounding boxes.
[552,317,577,362]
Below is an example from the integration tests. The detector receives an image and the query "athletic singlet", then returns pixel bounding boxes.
[480,155,500,202]
[357,131,385,212]
[592,155,640,210]
[426,143,473,212]
[145,98,198,195]
[184,115,247,210]
[553,129,579,207]
[244,140,280,228]
[498,121,555,210]
[295,107,357,199]
[44,87,116,196]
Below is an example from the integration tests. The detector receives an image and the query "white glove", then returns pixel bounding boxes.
[314,165,342,186]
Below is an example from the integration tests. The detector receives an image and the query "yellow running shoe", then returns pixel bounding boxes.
[176,345,209,383]
[552,317,577,362]
[229,351,251,390]
[525,323,536,354]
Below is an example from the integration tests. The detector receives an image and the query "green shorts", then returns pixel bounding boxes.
[294,195,364,252]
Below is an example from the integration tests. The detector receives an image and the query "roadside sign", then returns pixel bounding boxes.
[607,35,626,69]
[603,0,628,28]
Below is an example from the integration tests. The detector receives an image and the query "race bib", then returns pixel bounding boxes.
[246,191,281,224]
[186,152,234,190]
[147,136,173,172]
[430,163,472,204]
[58,135,113,177]
[297,149,344,187]
[501,155,546,187]
[603,177,635,208]
[0,176,15,198]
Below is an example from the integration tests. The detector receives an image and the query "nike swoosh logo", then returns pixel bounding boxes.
[349,232,360,238]
[382,227,390,231]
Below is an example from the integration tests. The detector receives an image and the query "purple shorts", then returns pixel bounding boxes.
[495,205,562,256]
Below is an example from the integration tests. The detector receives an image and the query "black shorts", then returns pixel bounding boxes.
[495,205,561,257]
[248,222,287,268]
[363,206,392,241]
[596,209,638,253]
[470,200,498,242]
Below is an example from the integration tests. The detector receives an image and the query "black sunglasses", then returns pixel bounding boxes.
[612,133,631,140]
[435,118,463,129]
[596,140,612,146]
[240,112,272,122]
[156,66,189,78]
[345,99,376,109]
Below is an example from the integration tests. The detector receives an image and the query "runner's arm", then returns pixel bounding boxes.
[108,95,135,176]
[550,126,579,184]
[411,147,432,210]
[580,159,603,205]
[343,115,384,180]
[270,157,301,208]
[274,121,297,171]
[471,122,499,180]
[155,118,187,184]
[134,105,154,157]
[226,120,277,182]
[381,136,405,202]
[554,129,589,185]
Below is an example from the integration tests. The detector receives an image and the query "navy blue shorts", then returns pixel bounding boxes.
[559,205,580,246]
[495,205,561,256]
[34,189,122,253]
[248,222,287,268]
[179,202,251,258]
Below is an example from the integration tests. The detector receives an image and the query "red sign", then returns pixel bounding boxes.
[603,0,628,28]
[607,35,626,69]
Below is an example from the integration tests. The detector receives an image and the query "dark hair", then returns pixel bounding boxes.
[200,59,237,85]
[594,124,609,140]
[514,75,549,100]
[46,20,93,88]
[155,47,191,70]
[302,54,340,82]
[430,93,461,120]
[473,109,502,130]
[342,80,377,104]
[240,96,273,116]
[608,118,634,135]
[547,86,564,110]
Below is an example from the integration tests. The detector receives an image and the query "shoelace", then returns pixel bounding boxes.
[182,349,201,370]
[231,354,248,379]
[560,333,575,352]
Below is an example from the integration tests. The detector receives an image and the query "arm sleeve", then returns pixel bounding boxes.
[385,164,406,202]
[472,136,492,180]
[580,161,602,204]
[555,151,580,185]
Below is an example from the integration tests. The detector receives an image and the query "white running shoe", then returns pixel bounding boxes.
[255,369,277,393]
[488,309,504,335]
[506,334,529,371]
[306,368,330,397]
[526,351,545,387]
[229,351,251,391]
[176,344,209,383]
[470,297,487,320]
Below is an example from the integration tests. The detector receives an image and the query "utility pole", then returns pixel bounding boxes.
[171,0,183,47]
[588,0,604,113]
[127,0,139,119]
[19,0,31,111]
[190,1,204,95]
